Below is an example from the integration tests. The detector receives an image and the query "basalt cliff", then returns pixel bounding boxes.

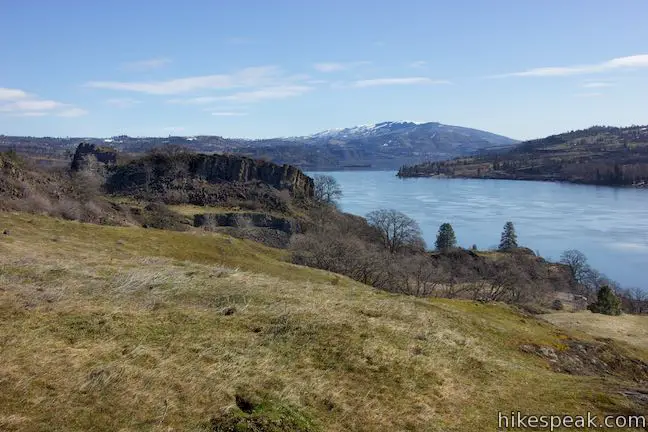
[106,150,314,211]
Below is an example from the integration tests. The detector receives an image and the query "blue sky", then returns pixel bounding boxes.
[1,0,647,140]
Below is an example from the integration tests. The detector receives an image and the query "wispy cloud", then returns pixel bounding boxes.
[313,61,370,73]
[57,108,89,117]
[105,97,141,108]
[167,96,220,105]
[211,112,248,116]
[13,112,48,117]
[497,54,648,77]
[214,85,313,103]
[581,81,615,88]
[409,61,428,68]
[353,77,451,88]
[0,87,87,117]
[0,88,29,100]
[121,57,172,72]
[86,66,282,95]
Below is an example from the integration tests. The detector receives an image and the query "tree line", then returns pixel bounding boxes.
[306,174,645,315]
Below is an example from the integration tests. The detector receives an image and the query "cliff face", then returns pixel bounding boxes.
[107,152,314,211]
[71,143,117,171]
[187,154,314,197]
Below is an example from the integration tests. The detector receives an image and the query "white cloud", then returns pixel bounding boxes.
[86,66,282,95]
[498,54,648,77]
[105,97,141,108]
[0,87,87,117]
[313,61,370,72]
[581,81,615,88]
[167,96,220,105]
[353,77,451,87]
[0,88,29,100]
[57,108,89,117]
[121,57,172,71]
[215,85,312,103]
[13,112,48,117]
[409,61,428,68]
[5,99,64,111]
[211,112,248,116]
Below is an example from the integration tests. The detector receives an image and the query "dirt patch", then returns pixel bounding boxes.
[520,338,648,382]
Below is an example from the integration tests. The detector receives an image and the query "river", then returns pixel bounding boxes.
[314,171,648,290]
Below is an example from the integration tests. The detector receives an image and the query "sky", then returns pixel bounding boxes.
[1,0,647,140]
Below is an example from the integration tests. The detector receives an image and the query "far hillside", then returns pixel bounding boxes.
[398,125,648,187]
[0,121,518,170]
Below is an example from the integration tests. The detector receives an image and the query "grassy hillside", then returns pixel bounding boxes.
[544,312,648,351]
[1,212,646,431]
[398,125,648,187]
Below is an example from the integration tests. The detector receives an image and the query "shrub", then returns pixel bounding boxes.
[551,299,565,311]
[588,285,622,316]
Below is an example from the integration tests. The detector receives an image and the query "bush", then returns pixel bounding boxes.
[588,285,622,316]
[551,299,565,311]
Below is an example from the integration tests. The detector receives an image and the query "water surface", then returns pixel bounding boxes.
[315,171,647,290]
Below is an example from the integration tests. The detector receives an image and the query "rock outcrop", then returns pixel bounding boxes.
[193,212,301,248]
[194,212,300,234]
[107,152,314,211]
[187,154,314,197]
[71,143,117,171]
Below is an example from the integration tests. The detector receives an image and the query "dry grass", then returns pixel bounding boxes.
[543,311,648,351]
[0,212,646,431]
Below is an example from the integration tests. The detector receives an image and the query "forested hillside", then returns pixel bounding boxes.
[398,125,648,187]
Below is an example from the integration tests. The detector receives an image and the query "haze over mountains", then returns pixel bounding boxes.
[0,121,518,170]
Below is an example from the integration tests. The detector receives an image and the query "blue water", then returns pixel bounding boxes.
[315,171,648,290]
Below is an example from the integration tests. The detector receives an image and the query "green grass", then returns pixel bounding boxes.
[0,212,646,431]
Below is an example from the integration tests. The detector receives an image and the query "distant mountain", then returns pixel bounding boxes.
[0,121,518,170]
[237,121,519,169]
[398,125,648,187]
[295,121,517,149]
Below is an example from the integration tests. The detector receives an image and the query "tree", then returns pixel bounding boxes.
[313,175,342,205]
[435,223,457,251]
[560,249,590,284]
[498,221,518,251]
[366,209,425,253]
[588,285,622,316]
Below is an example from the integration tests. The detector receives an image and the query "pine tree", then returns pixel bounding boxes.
[435,223,457,251]
[588,285,622,316]
[498,221,518,251]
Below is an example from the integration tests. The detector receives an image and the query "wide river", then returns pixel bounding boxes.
[315,171,647,290]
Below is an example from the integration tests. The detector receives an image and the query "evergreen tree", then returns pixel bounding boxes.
[588,285,622,316]
[498,221,518,251]
[435,223,457,251]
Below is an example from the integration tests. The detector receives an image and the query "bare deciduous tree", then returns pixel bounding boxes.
[366,209,425,253]
[560,249,590,284]
[620,287,648,314]
[313,175,343,205]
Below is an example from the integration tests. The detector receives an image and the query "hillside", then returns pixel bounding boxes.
[0,122,518,170]
[1,212,647,431]
[398,125,648,187]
